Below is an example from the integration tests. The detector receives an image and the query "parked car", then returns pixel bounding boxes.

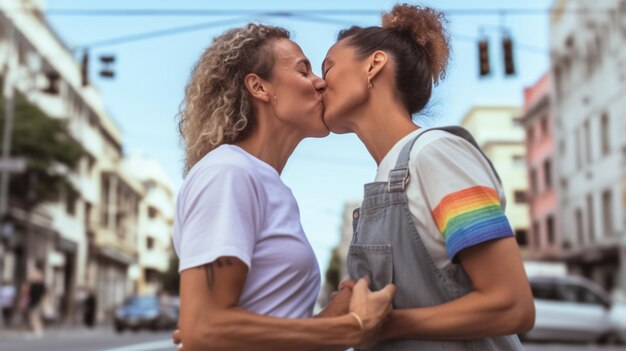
[523,275,624,344]
[114,295,178,333]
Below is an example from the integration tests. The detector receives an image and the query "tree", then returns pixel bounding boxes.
[0,82,86,211]
[325,247,341,293]
[161,254,180,295]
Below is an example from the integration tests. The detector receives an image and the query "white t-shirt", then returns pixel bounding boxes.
[173,144,321,318]
[375,128,514,269]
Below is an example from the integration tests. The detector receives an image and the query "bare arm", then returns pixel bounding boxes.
[381,237,535,341]
[179,257,394,351]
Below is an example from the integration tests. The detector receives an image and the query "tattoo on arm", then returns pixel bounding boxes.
[203,258,235,290]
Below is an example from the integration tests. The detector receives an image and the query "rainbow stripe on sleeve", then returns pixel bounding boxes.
[432,185,514,261]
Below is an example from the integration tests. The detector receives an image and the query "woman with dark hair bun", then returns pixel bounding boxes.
[321,3,534,350]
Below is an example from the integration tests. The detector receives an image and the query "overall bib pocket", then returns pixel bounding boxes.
[347,244,393,292]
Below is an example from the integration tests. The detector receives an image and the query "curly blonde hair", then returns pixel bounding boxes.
[178,24,290,174]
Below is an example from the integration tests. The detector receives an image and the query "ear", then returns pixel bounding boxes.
[366,50,388,81]
[244,73,272,103]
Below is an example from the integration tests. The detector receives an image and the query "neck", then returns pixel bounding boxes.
[234,113,304,175]
[350,99,419,166]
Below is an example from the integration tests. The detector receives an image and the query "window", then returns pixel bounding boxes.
[530,168,539,196]
[602,190,613,236]
[576,208,585,245]
[587,194,595,241]
[584,120,592,164]
[543,159,552,189]
[144,268,159,283]
[515,229,528,247]
[546,215,555,245]
[531,282,557,301]
[84,202,92,229]
[555,283,607,307]
[601,113,610,155]
[514,190,528,204]
[513,155,525,168]
[66,191,77,216]
[575,128,582,170]
[532,221,541,249]
[540,115,549,135]
[146,236,155,250]
[148,206,158,219]
[527,126,534,145]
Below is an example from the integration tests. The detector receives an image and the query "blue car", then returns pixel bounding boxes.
[114,295,178,332]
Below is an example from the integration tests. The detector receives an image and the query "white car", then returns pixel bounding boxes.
[523,275,624,344]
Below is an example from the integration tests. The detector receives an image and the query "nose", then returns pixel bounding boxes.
[313,75,327,94]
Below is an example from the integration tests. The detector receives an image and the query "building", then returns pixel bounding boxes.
[122,154,176,295]
[520,73,561,260]
[0,0,154,322]
[459,106,530,254]
[550,0,626,296]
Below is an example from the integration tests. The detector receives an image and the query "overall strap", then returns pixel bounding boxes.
[387,126,502,193]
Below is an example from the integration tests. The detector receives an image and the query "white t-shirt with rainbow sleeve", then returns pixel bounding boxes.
[375,128,515,269]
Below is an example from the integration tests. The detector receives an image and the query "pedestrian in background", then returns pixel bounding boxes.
[0,279,16,327]
[83,287,96,328]
[27,267,46,337]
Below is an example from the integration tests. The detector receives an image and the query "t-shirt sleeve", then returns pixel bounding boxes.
[415,135,514,263]
[176,164,262,272]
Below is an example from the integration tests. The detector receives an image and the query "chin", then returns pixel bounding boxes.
[322,114,347,134]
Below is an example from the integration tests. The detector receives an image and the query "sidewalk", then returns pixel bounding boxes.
[0,324,112,340]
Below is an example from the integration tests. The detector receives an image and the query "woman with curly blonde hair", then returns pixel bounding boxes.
[173,23,395,351]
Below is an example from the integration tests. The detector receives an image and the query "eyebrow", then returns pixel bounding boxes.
[296,58,311,68]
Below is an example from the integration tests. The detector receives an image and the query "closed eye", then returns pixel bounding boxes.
[322,66,332,79]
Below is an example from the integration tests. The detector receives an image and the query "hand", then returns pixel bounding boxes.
[172,329,183,350]
[349,277,396,349]
[316,279,356,318]
[338,278,356,291]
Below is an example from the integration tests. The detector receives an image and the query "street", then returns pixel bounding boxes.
[0,328,175,351]
[0,327,625,351]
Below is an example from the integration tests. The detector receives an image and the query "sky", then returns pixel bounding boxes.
[44,0,552,276]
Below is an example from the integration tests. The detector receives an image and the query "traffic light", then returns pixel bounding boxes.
[99,55,115,78]
[503,37,515,76]
[81,51,89,86]
[478,39,490,77]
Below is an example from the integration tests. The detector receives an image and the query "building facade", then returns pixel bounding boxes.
[520,73,561,260]
[122,154,175,295]
[460,106,530,254]
[550,0,626,296]
[0,0,175,322]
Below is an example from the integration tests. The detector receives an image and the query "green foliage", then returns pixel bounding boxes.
[325,247,341,291]
[160,254,180,295]
[0,85,86,210]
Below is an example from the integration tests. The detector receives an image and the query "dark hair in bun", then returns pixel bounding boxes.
[337,3,450,115]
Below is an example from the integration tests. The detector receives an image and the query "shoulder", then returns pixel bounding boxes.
[409,128,482,166]
[178,146,263,203]
[407,128,501,190]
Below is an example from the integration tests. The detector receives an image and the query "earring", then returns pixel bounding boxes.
[273,95,278,104]
[367,77,373,89]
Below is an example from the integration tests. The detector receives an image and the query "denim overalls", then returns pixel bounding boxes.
[347,126,523,350]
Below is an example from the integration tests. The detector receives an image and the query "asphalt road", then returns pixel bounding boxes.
[0,327,624,351]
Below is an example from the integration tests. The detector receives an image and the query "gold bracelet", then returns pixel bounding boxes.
[349,312,364,332]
